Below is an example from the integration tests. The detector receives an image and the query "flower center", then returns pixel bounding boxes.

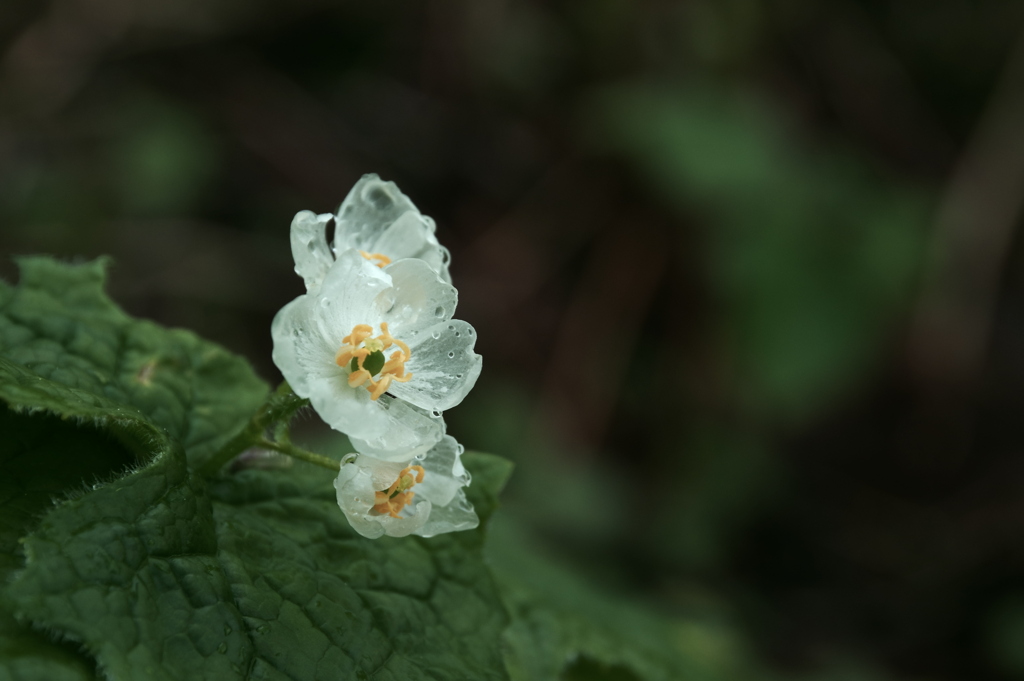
[335,322,413,400]
[373,465,425,518]
[359,250,392,268]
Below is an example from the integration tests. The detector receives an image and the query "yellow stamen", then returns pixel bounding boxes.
[359,251,392,268]
[347,368,372,388]
[368,375,391,400]
[335,323,414,400]
[335,324,374,366]
[381,351,413,382]
[377,322,411,356]
[372,465,426,518]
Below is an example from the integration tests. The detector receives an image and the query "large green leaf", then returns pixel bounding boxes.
[201,451,511,681]
[0,357,168,681]
[0,614,97,681]
[487,517,753,681]
[0,255,263,680]
[0,256,268,470]
[0,258,513,680]
[5,387,511,681]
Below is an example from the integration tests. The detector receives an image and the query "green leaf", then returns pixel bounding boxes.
[0,357,171,681]
[0,256,268,471]
[0,363,232,680]
[461,451,514,523]
[487,517,744,681]
[0,257,514,680]
[0,615,98,681]
[3,360,513,681]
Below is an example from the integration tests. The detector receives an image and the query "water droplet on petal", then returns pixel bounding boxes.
[454,331,460,337]
[431,330,441,339]
[447,351,455,358]
[431,410,441,417]
[434,306,445,318]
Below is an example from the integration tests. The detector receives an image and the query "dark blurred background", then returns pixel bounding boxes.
[3,1,1024,679]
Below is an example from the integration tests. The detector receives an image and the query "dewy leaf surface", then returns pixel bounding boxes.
[0,359,240,681]
[0,357,171,681]
[0,396,130,681]
[486,517,715,681]
[0,256,268,470]
[203,451,511,681]
[0,258,513,681]
[9,425,512,681]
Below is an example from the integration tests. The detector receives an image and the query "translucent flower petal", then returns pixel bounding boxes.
[274,245,478,459]
[289,210,335,292]
[376,257,459,341]
[417,436,478,537]
[334,460,430,539]
[332,436,478,539]
[273,251,431,450]
[271,252,390,384]
[357,456,409,490]
[373,211,451,280]
[345,399,444,462]
[389,319,482,411]
[418,495,477,537]
[334,174,451,281]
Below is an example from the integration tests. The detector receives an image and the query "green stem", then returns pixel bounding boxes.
[199,381,313,476]
[258,438,341,472]
[198,425,258,477]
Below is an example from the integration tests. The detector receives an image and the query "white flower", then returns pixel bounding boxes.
[333,435,479,538]
[290,174,451,293]
[272,248,482,460]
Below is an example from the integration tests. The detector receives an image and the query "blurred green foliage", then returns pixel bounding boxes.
[107,95,221,216]
[985,594,1024,678]
[586,81,929,421]
[2,0,1023,679]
